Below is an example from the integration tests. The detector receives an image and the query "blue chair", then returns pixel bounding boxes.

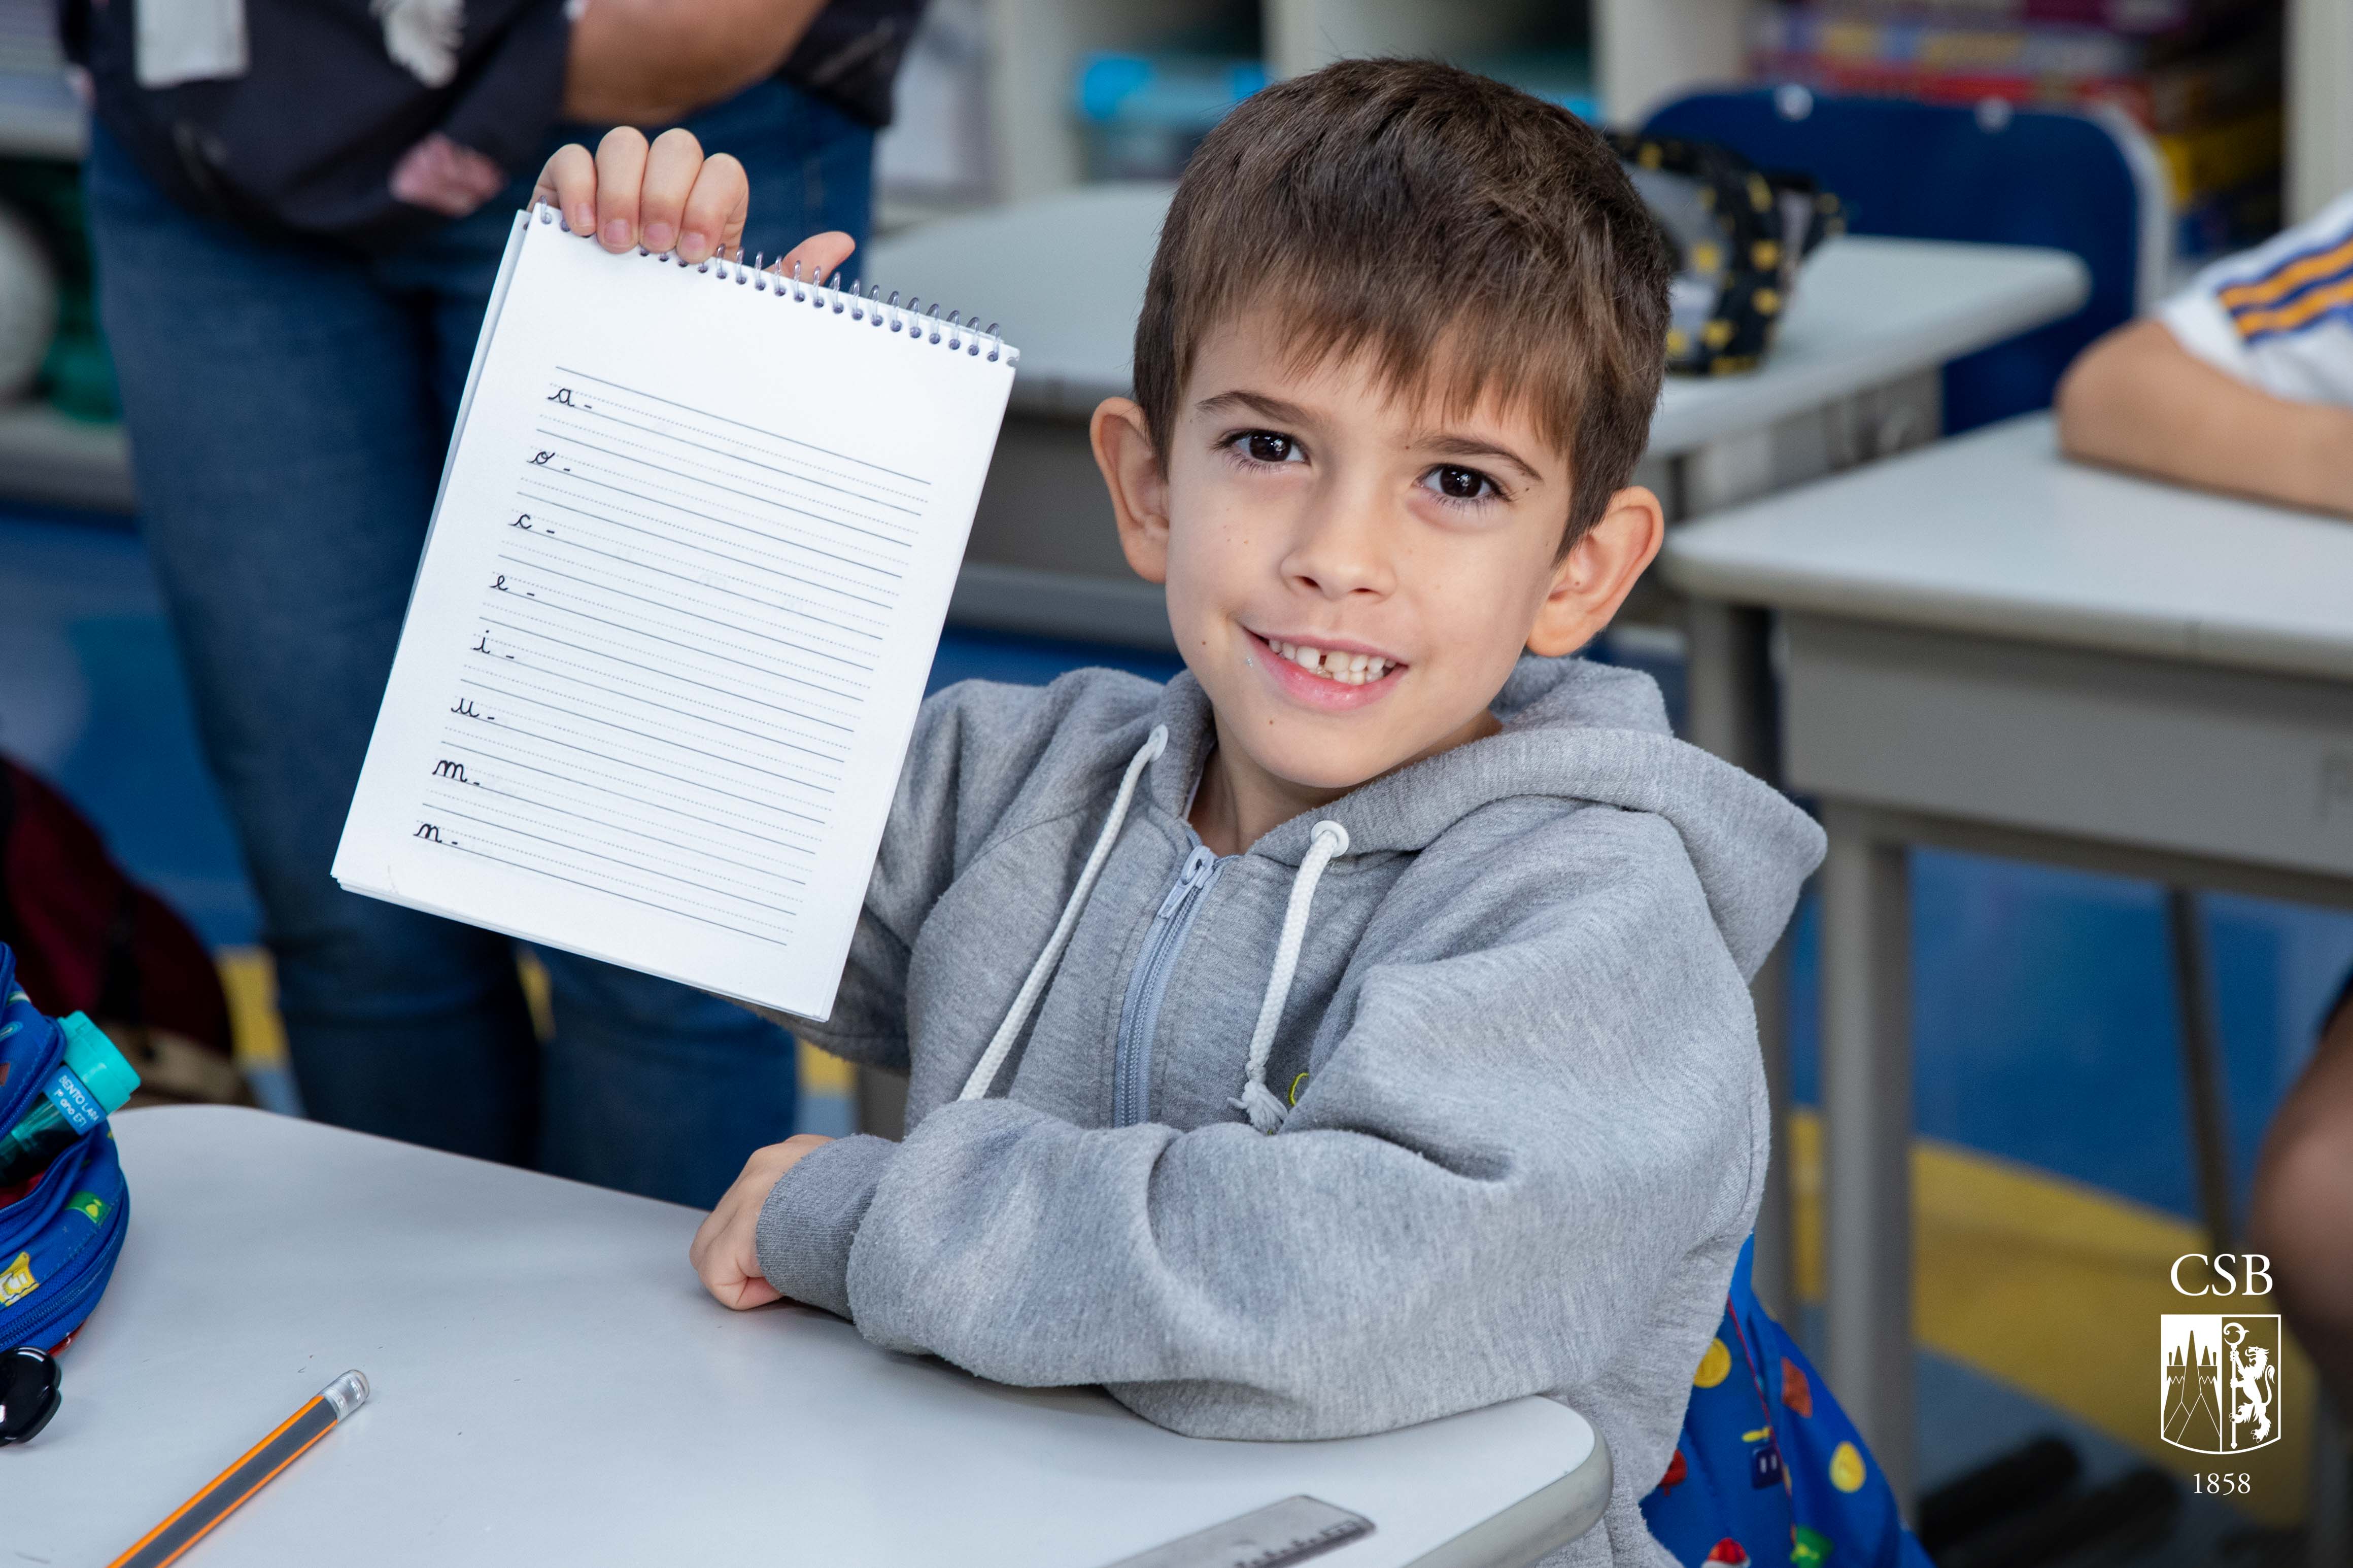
[1642,89,2167,432]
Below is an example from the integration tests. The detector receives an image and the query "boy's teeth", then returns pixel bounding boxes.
[1268,637,1391,683]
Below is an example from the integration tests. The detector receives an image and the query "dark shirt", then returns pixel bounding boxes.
[779,0,927,129]
[70,0,923,254]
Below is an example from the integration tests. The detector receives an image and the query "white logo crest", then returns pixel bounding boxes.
[2161,1314,2281,1453]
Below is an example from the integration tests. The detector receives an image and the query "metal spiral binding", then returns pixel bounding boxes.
[535,202,1017,366]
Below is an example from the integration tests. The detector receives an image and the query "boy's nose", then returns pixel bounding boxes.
[1281,491,1396,600]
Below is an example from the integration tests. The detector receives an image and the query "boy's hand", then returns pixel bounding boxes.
[690,1133,833,1310]
[531,128,857,281]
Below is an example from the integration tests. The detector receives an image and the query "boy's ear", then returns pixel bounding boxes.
[1526,485,1666,658]
[1091,397,1171,585]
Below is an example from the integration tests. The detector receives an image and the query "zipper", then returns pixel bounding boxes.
[1111,842,1222,1127]
[1,1135,129,1351]
[5,1194,126,1350]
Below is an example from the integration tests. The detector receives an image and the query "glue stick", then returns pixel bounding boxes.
[0,1013,140,1191]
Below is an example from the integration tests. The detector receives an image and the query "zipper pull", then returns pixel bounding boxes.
[1155,845,1217,918]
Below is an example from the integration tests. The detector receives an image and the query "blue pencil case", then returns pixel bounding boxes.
[0,946,131,1352]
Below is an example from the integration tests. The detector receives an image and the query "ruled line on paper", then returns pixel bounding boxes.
[439,712,832,822]
[427,802,806,914]
[437,744,821,854]
[494,557,881,674]
[547,402,927,512]
[539,419,923,533]
[552,366,935,486]
[455,675,845,792]
[406,369,939,953]
[534,431,921,548]
[523,466,909,581]
[445,840,795,945]
[495,526,888,640]
[482,596,871,702]
[514,486,900,610]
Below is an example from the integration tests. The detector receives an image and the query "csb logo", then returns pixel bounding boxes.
[2161,1314,2282,1454]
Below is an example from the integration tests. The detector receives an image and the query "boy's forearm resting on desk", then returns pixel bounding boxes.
[750,949,1755,1441]
[2056,318,2353,518]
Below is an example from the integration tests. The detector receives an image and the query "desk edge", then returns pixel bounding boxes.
[1406,1430,1613,1568]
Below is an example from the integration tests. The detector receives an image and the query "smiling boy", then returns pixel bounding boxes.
[544,59,1824,1566]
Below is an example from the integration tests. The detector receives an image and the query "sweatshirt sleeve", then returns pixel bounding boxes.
[759,673,1158,1069]
[769,837,1765,1439]
[757,681,1017,1069]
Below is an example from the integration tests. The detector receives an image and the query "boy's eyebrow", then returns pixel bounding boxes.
[1199,389,1549,485]
[1193,389,1319,427]
[1413,432,1547,486]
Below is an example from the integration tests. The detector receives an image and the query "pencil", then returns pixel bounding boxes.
[109,1370,370,1568]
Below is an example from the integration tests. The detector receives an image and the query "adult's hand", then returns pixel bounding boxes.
[533,126,858,276]
[562,0,832,126]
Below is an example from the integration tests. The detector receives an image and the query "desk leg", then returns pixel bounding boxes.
[2165,887,2239,1250]
[2314,1393,2350,1568]
[1749,942,1795,1322]
[1821,805,1915,1506]
[1683,600,1777,775]
[1686,598,1797,1320]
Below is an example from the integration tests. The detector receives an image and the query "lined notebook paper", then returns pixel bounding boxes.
[334,210,1016,1020]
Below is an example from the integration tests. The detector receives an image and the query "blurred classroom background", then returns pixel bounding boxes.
[3,0,2350,1561]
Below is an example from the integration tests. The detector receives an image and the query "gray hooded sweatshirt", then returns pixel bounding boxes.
[756,653,1824,1566]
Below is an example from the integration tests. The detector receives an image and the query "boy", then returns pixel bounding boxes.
[539,61,1823,1565]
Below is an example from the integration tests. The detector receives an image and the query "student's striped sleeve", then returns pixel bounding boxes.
[2159,190,2353,406]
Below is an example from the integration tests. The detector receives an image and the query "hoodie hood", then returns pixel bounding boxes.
[1141,653,1824,979]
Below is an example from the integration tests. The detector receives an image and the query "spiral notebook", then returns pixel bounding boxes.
[333,207,1017,1021]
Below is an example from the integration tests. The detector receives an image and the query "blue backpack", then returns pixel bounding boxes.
[0,945,131,1353]
[1642,1236,1932,1568]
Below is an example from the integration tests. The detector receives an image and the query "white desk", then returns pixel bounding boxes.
[19,1106,1610,1567]
[1661,413,2353,1504]
[868,184,2088,651]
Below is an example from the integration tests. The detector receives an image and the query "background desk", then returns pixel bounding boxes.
[19,1106,1610,1567]
[1662,413,2353,1506]
[868,184,2088,652]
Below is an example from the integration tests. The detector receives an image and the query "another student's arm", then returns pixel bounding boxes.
[2056,317,2353,518]
[741,812,1764,1439]
[563,0,831,126]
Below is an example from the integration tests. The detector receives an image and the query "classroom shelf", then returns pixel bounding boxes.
[0,399,134,512]
[909,0,1625,206]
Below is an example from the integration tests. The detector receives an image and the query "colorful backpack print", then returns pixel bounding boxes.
[1642,1237,1931,1568]
[0,943,131,1353]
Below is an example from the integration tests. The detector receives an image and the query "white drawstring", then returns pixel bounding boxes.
[959,725,1169,1101]
[1232,820,1349,1133]
[956,732,1349,1133]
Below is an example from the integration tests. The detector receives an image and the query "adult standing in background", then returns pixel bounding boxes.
[70,0,925,1206]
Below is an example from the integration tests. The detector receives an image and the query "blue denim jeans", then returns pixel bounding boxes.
[85,81,875,1207]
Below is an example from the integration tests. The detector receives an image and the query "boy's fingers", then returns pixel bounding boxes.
[721,1273,782,1311]
[533,143,597,236]
[774,231,857,285]
[680,152,749,264]
[690,1212,777,1311]
[592,125,650,252]
[638,128,704,256]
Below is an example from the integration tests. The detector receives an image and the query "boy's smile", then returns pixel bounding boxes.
[1094,310,1664,853]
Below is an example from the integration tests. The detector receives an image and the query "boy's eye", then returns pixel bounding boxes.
[1423,464,1498,502]
[1238,431,1297,464]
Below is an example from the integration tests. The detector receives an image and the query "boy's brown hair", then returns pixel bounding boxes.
[1134,58,1673,547]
